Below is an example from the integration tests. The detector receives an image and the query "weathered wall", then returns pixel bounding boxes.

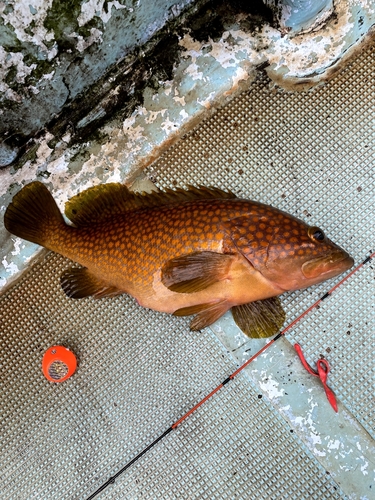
[0,0,202,165]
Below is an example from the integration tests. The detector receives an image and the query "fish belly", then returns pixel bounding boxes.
[135,253,284,314]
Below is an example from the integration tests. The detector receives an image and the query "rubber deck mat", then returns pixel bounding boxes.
[1,43,374,499]
[0,253,343,499]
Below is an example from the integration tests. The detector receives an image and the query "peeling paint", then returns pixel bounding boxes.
[327,439,341,451]
[2,255,19,276]
[0,0,55,55]
[36,139,53,162]
[209,320,375,496]
[77,0,128,27]
[258,373,285,399]
[10,237,23,256]
[0,0,199,140]
[72,27,104,53]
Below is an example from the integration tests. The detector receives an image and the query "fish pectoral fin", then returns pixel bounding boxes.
[161,251,235,293]
[231,297,286,338]
[173,300,229,331]
[60,267,123,299]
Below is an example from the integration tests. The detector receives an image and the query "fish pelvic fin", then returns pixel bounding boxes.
[61,267,124,299]
[4,181,65,247]
[161,251,235,293]
[173,300,229,331]
[231,297,286,338]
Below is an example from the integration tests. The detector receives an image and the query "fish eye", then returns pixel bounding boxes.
[308,226,325,242]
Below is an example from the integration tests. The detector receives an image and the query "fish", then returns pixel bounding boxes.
[4,181,354,338]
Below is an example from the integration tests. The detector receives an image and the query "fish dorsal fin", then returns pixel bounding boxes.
[65,183,143,226]
[231,297,286,338]
[60,267,124,299]
[65,183,237,227]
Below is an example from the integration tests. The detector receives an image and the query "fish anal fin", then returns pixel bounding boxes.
[60,267,123,299]
[173,302,214,316]
[174,300,229,331]
[162,252,235,294]
[65,183,237,227]
[231,297,286,338]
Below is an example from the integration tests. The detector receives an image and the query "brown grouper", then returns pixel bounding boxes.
[4,182,354,337]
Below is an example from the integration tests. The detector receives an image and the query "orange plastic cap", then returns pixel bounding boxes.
[42,345,77,383]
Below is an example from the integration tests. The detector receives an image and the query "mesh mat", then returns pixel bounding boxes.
[99,376,342,500]
[1,43,375,499]
[148,43,375,439]
[0,253,343,499]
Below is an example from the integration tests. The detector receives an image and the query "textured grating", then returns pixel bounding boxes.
[0,253,343,499]
[100,376,342,500]
[147,43,375,439]
[0,252,238,499]
[1,42,374,500]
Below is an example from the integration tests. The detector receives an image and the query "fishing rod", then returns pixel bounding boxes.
[87,250,374,499]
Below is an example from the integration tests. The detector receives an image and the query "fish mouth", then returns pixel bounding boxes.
[302,251,354,279]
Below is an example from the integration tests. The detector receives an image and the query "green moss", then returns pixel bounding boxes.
[2,79,26,100]
[47,137,59,149]
[0,21,24,52]
[4,66,18,85]
[24,59,55,86]
[3,3,14,15]
[44,0,82,50]
[2,0,274,172]
[10,142,38,173]
[79,17,104,39]
[44,0,104,50]
[24,20,37,37]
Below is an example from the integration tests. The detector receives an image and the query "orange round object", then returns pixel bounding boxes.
[42,345,77,383]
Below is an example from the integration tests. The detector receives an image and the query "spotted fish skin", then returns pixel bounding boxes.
[51,200,282,307]
[4,182,354,334]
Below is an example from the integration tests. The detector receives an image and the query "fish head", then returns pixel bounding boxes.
[237,208,354,292]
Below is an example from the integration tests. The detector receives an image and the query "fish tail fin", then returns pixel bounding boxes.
[4,181,66,248]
